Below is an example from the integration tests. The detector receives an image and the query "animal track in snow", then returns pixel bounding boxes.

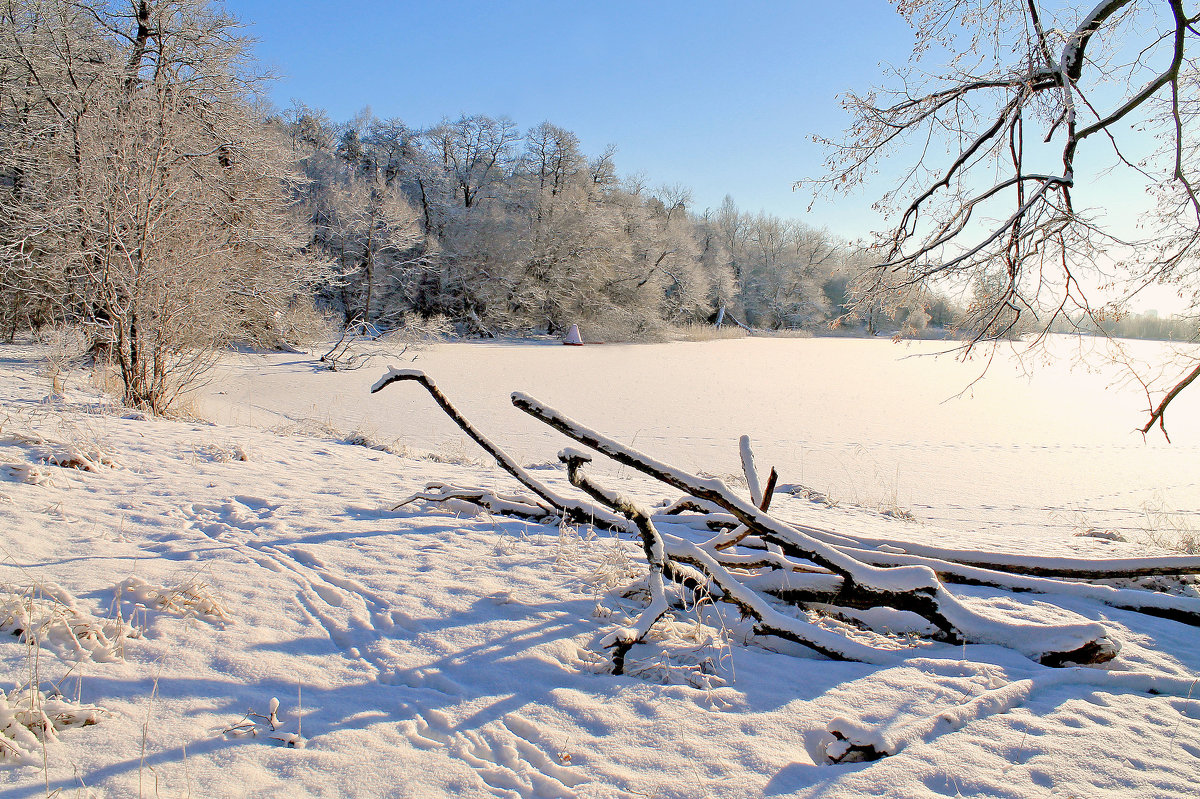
[401,708,587,798]
[182,498,589,797]
[178,497,395,671]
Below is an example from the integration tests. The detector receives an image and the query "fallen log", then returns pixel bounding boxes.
[836,540,1200,580]
[512,391,1119,666]
[369,368,1196,668]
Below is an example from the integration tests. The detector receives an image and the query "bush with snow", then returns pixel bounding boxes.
[0,685,104,766]
[0,585,137,664]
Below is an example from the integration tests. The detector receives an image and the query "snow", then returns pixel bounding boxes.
[0,337,1198,797]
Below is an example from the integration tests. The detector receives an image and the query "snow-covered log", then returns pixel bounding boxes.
[511,391,1120,666]
[833,538,1200,579]
[367,370,1200,669]
[838,545,1200,626]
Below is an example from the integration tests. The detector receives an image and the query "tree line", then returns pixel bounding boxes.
[279,103,906,340]
[2,0,939,417]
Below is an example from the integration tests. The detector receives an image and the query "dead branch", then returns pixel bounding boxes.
[369,369,1200,671]
[511,391,1119,666]
[370,368,627,531]
[560,449,672,675]
[1141,360,1200,441]
[394,483,558,522]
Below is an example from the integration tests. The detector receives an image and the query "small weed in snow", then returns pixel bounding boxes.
[189,440,250,463]
[554,522,596,569]
[115,576,232,627]
[222,695,306,748]
[342,428,405,456]
[586,538,640,617]
[1140,499,1200,555]
[1,424,119,477]
[419,439,487,468]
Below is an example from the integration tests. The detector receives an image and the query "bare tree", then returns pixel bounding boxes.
[1,0,323,412]
[426,114,519,209]
[521,121,584,197]
[810,0,1200,435]
[301,148,425,327]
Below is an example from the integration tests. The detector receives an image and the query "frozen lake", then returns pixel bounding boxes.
[200,335,1200,541]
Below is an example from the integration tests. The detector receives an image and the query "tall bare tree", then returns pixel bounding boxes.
[812,0,1200,435]
[1,0,322,412]
[426,114,519,210]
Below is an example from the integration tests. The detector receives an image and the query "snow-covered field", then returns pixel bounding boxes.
[1,336,1198,798]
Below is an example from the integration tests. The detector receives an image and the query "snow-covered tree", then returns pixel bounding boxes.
[0,0,325,411]
[813,0,1200,434]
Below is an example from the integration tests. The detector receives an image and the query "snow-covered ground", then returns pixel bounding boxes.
[1,337,1198,798]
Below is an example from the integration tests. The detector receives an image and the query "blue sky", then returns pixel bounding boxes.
[224,0,913,238]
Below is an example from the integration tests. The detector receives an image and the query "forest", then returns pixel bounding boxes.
[281,104,898,341]
[0,0,972,408]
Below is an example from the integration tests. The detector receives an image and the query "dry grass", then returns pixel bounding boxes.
[665,324,750,342]
[1141,501,1200,555]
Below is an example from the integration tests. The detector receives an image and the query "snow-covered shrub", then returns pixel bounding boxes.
[0,585,137,663]
[115,576,232,627]
[40,327,89,398]
[385,313,453,345]
[0,685,104,766]
[665,323,749,342]
[579,313,670,344]
[1,442,118,480]
[268,301,337,350]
